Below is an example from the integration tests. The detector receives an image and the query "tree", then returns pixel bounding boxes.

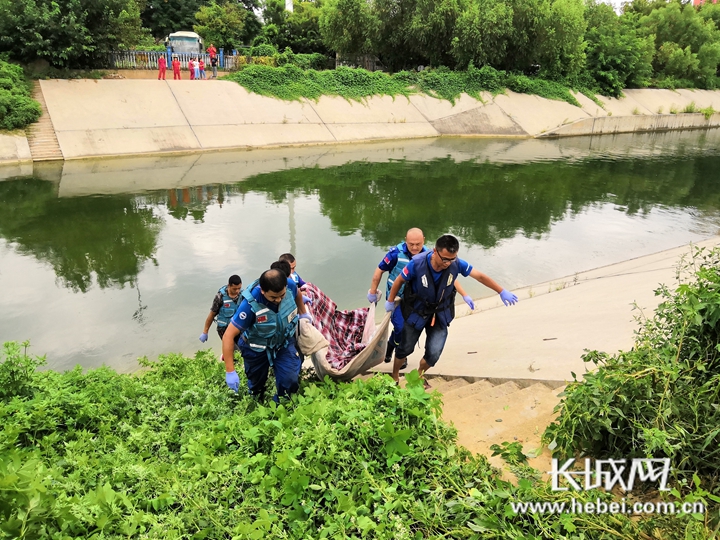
[282,1,330,54]
[319,0,377,59]
[640,1,720,87]
[407,0,465,67]
[194,1,251,50]
[142,0,210,39]
[451,0,514,69]
[0,0,147,68]
[584,1,654,96]
[537,0,586,80]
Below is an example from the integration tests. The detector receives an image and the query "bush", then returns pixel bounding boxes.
[276,48,331,71]
[0,60,41,130]
[545,246,720,483]
[251,43,278,57]
[224,64,587,107]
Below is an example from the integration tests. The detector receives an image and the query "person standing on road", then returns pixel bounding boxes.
[199,275,242,342]
[221,268,312,401]
[368,228,473,366]
[207,43,217,60]
[172,56,181,80]
[385,234,518,384]
[210,55,218,78]
[157,55,167,80]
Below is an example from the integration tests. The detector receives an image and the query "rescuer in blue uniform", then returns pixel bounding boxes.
[368,228,474,366]
[199,274,242,342]
[385,234,518,384]
[221,268,312,400]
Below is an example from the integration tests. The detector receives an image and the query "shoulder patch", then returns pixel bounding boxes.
[239,312,247,320]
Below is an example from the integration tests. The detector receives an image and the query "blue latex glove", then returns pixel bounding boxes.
[302,295,313,305]
[385,300,395,312]
[299,313,314,325]
[225,371,240,392]
[463,295,475,310]
[199,332,208,343]
[499,289,518,306]
[367,290,379,304]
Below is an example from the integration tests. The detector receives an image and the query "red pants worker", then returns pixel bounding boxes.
[172,59,181,80]
[158,56,167,80]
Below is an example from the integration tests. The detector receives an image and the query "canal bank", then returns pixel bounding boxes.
[1,80,720,166]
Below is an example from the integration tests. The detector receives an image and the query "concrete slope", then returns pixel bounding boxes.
[35,79,720,160]
[373,236,720,385]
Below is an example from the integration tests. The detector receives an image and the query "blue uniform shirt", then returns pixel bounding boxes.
[291,271,306,288]
[378,242,428,272]
[401,252,473,285]
[231,278,298,332]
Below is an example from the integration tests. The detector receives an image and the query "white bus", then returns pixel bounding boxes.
[165,32,204,54]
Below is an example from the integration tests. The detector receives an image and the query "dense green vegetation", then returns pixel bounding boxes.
[545,246,720,484]
[225,64,585,105]
[0,59,41,130]
[1,0,718,99]
[1,341,715,539]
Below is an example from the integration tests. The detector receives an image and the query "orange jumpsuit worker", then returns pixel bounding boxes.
[158,55,167,80]
[172,57,181,80]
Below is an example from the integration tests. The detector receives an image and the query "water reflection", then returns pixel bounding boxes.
[0,178,162,293]
[1,130,719,372]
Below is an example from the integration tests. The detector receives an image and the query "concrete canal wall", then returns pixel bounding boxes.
[7,129,720,194]
[1,80,720,166]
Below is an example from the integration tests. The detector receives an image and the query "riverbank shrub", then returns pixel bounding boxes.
[225,64,587,106]
[0,60,41,130]
[3,343,711,538]
[545,246,720,489]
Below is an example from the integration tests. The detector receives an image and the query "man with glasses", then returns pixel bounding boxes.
[368,228,473,367]
[384,234,518,384]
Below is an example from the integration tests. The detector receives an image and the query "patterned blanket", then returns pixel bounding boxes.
[303,283,369,370]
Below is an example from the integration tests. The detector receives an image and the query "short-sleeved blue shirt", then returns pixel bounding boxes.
[401,252,473,286]
[378,243,428,272]
[231,278,298,332]
[291,271,306,288]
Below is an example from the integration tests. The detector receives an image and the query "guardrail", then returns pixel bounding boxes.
[108,49,225,69]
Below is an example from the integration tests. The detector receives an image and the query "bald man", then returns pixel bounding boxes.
[368,228,472,366]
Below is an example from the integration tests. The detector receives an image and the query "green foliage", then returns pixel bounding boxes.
[262,0,330,56]
[506,73,580,106]
[194,1,252,52]
[141,0,209,40]
[276,47,331,70]
[225,63,584,106]
[251,43,279,57]
[584,1,654,97]
[0,0,148,68]
[1,344,708,538]
[640,1,720,89]
[225,64,412,101]
[0,341,45,401]
[451,0,514,70]
[0,60,41,130]
[319,0,377,59]
[545,246,720,483]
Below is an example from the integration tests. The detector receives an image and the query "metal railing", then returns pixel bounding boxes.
[108,50,223,69]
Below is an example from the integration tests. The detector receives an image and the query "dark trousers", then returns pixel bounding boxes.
[239,340,302,401]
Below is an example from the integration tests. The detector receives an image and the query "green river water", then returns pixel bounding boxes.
[1,131,719,372]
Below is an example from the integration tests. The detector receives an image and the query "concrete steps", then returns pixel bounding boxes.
[26,81,63,162]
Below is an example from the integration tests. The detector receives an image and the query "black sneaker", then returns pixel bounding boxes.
[384,354,392,363]
[400,360,408,370]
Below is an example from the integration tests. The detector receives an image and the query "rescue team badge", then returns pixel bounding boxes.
[223,302,231,308]
[257,315,268,323]
[447,274,454,286]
